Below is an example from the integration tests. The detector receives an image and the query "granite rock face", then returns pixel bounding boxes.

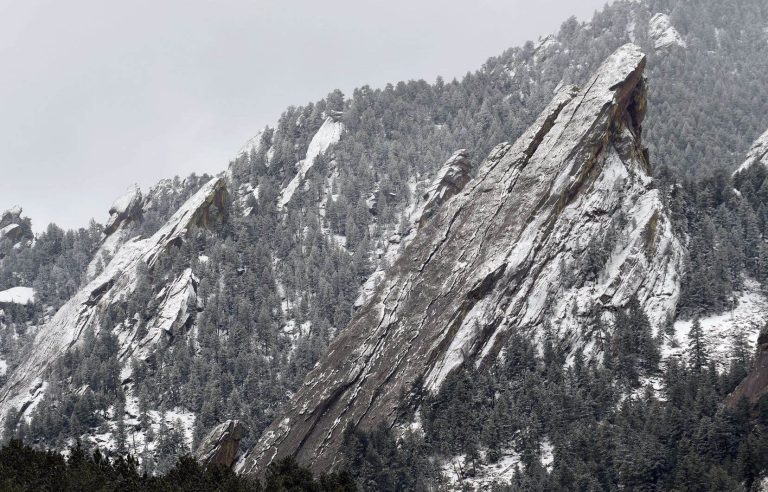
[417,150,473,228]
[237,44,684,475]
[727,328,768,408]
[195,420,247,468]
[105,185,144,236]
[735,127,768,175]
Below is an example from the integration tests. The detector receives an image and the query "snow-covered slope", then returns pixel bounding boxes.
[238,44,684,475]
[0,178,228,429]
[0,287,35,306]
[665,277,768,368]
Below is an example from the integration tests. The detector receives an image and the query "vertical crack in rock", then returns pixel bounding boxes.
[238,44,684,476]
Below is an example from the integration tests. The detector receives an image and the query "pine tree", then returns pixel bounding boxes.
[687,317,708,374]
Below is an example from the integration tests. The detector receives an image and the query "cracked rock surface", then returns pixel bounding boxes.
[238,44,684,475]
[0,178,228,430]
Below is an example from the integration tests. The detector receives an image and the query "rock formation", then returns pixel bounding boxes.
[648,13,687,51]
[417,149,472,227]
[104,185,144,236]
[0,207,32,247]
[195,420,247,468]
[237,44,683,475]
[735,128,768,175]
[0,177,228,430]
[727,328,768,407]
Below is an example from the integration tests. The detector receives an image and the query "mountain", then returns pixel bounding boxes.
[1,0,768,487]
[237,42,684,475]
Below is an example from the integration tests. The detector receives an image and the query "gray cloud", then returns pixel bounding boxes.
[0,0,608,231]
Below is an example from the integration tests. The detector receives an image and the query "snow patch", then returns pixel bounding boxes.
[664,278,768,369]
[0,286,35,305]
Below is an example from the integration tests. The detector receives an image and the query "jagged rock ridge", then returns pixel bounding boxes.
[237,44,684,475]
[0,178,228,428]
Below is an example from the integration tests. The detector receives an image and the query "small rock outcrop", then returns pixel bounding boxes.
[237,44,683,475]
[735,128,768,175]
[0,207,32,246]
[195,420,247,468]
[104,185,144,236]
[648,13,687,51]
[417,150,472,227]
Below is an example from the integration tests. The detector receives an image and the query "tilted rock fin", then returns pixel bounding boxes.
[0,177,228,430]
[195,420,247,469]
[237,44,683,475]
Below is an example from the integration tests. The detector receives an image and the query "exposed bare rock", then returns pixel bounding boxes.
[0,207,22,229]
[105,185,144,236]
[237,44,683,475]
[0,178,228,431]
[735,128,768,175]
[417,150,473,227]
[0,224,23,244]
[728,328,768,408]
[195,420,247,468]
[648,13,687,51]
[0,207,32,246]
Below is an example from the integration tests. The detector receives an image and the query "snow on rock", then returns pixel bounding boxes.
[0,207,22,228]
[105,185,143,236]
[87,185,145,281]
[237,129,265,158]
[0,178,228,432]
[416,150,473,228]
[239,44,685,475]
[648,13,687,51]
[194,420,247,468]
[0,224,21,241]
[734,127,768,175]
[0,286,35,305]
[277,116,344,210]
[665,278,768,369]
[0,207,31,248]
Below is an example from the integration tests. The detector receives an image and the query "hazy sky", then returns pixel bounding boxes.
[0,0,609,231]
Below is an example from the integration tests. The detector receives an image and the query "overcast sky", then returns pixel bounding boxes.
[0,0,609,231]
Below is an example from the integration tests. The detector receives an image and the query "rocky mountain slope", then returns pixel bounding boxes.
[237,44,684,474]
[0,178,227,431]
[1,0,767,480]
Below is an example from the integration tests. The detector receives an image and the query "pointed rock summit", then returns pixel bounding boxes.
[237,44,683,475]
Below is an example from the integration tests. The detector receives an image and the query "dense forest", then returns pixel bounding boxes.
[0,439,355,491]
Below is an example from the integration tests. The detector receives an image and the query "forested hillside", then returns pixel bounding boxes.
[1,0,768,489]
